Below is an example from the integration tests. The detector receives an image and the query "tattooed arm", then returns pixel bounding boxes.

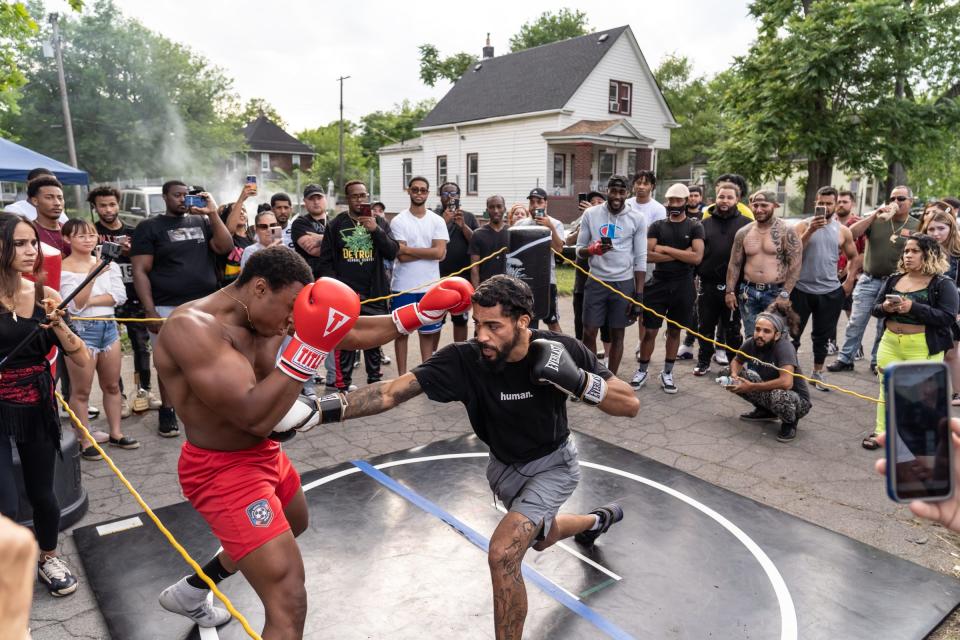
[781,223,803,294]
[343,372,423,419]
[726,225,750,292]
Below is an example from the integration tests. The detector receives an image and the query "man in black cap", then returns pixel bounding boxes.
[290,184,327,278]
[524,187,565,332]
[434,182,479,342]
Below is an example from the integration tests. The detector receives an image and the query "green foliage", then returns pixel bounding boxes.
[0,2,37,136]
[297,121,367,187]
[357,99,435,161]
[653,54,723,181]
[508,8,589,52]
[2,0,241,181]
[911,131,960,201]
[417,44,477,87]
[713,0,960,211]
[232,98,286,130]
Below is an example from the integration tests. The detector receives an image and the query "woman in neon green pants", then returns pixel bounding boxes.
[867,235,959,449]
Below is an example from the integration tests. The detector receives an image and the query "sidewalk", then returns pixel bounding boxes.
[27,300,960,638]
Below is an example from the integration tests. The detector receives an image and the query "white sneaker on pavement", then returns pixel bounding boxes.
[660,371,678,394]
[159,576,232,627]
[677,344,694,360]
[713,349,729,366]
[631,369,648,389]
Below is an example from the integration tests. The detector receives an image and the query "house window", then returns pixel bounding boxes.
[292,154,301,167]
[402,158,413,191]
[260,153,270,172]
[466,153,479,195]
[598,152,616,185]
[608,80,632,116]
[627,151,637,178]
[552,154,566,189]
[436,155,447,188]
[776,180,787,204]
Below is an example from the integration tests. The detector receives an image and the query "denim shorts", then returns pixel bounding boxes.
[390,291,442,334]
[73,317,120,354]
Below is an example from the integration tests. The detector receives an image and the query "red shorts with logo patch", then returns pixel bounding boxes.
[178,439,301,562]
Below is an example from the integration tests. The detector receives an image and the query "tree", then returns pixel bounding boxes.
[712,0,960,213]
[297,121,368,188]
[417,44,476,87]
[508,8,589,52]
[232,97,286,130]
[652,54,723,182]
[417,8,590,87]
[357,99,435,161]
[2,0,241,181]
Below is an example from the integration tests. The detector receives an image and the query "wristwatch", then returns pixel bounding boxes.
[778,290,790,299]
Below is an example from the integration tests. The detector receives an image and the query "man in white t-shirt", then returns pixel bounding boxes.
[389,176,449,375]
[625,170,666,359]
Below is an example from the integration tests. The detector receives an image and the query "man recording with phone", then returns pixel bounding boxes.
[130,180,234,437]
[90,185,160,415]
[318,179,398,388]
[434,182,478,342]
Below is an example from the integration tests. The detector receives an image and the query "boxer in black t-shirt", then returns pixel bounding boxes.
[309,275,639,639]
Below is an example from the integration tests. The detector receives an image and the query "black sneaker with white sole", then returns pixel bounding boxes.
[38,555,78,597]
[575,503,624,546]
[777,422,797,442]
[158,407,180,438]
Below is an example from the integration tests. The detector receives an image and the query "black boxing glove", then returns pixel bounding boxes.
[528,339,607,406]
[270,391,350,440]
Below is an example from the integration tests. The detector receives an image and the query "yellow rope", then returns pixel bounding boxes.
[552,249,884,405]
[56,394,262,639]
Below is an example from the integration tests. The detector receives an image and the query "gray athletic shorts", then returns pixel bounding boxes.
[583,277,636,329]
[486,438,580,543]
[147,305,177,350]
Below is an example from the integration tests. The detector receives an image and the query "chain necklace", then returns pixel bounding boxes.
[889,217,910,244]
[218,287,255,331]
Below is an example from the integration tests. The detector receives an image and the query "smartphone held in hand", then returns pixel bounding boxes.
[246,175,258,195]
[270,226,283,243]
[184,194,207,209]
[884,361,954,503]
[357,203,372,217]
[814,205,827,219]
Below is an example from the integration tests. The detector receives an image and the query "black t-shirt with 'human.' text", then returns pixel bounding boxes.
[735,337,810,404]
[412,330,612,464]
[468,225,509,284]
[647,216,704,279]
[129,214,217,306]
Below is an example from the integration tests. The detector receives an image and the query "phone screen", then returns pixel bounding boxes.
[357,203,372,217]
[270,226,283,242]
[886,362,953,501]
[814,206,827,218]
[578,193,588,203]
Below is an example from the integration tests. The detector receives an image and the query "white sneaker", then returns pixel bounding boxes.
[677,344,694,360]
[713,349,729,366]
[631,369,648,389]
[159,577,231,627]
[660,371,678,394]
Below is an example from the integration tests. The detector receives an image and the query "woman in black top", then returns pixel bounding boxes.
[0,213,90,596]
[867,234,960,449]
[919,205,960,404]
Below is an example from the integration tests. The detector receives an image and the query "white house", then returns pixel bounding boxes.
[378,26,678,221]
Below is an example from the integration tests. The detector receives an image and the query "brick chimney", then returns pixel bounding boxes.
[482,33,494,59]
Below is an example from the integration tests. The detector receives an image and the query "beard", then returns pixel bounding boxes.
[476,328,522,374]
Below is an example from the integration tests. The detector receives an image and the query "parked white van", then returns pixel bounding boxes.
[119,187,165,226]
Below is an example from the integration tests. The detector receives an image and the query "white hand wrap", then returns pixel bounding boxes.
[273,393,349,434]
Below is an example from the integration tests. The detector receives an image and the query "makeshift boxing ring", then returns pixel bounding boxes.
[61,227,958,638]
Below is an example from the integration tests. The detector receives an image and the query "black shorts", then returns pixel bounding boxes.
[583,277,635,329]
[442,309,469,327]
[642,276,695,330]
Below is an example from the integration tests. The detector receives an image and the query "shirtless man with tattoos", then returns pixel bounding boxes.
[725,190,803,337]
[293,275,639,640]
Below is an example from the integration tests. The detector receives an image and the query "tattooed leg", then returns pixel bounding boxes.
[488,512,539,640]
[531,513,596,552]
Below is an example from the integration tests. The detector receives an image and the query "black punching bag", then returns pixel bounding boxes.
[13,429,88,530]
[507,226,552,320]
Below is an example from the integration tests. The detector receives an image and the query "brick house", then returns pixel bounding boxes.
[377,26,677,221]
[234,115,315,180]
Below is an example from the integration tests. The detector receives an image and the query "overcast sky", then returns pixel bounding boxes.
[54,0,757,132]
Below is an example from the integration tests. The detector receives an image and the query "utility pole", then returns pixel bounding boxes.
[49,13,82,208]
[336,75,350,200]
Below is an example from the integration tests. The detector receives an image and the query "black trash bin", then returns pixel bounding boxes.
[13,428,88,530]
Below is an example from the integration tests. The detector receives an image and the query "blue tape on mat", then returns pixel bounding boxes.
[351,459,634,640]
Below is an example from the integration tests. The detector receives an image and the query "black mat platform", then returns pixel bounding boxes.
[75,432,960,639]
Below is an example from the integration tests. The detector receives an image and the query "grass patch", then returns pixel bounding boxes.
[556,264,575,297]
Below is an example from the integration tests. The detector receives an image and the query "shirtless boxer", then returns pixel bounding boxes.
[154,246,473,638]
[725,190,802,337]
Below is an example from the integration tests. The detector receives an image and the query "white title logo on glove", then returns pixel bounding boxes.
[323,308,351,338]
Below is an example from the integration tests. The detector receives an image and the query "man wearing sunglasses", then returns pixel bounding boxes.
[829,185,919,375]
[241,210,286,268]
[317,180,399,388]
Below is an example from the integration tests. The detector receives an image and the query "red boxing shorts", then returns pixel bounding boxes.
[178,439,301,562]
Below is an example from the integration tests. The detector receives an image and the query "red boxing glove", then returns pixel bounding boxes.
[392,277,474,335]
[278,278,361,382]
[587,240,609,256]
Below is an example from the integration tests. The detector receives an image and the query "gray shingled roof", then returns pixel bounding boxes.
[418,26,630,129]
[242,116,315,154]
